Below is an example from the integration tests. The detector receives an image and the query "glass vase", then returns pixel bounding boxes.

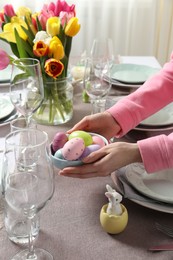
[33,77,73,125]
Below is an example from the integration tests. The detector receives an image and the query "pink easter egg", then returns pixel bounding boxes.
[52,132,68,152]
[92,135,105,148]
[79,144,101,159]
[62,137,85,161]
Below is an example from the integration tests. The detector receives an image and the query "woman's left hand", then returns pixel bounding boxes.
[58,142,142,178]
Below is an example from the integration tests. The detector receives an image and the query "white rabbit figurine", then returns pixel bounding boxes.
[105,184,122,216]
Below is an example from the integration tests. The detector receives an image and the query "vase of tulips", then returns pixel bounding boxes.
[0,0,80,125]
[35,77,73,125]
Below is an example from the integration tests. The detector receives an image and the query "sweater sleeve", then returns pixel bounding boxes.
[107,53,173,137]
[137,132,173,173]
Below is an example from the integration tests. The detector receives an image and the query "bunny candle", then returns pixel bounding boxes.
[100,185,128,234]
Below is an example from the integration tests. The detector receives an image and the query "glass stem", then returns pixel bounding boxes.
[27,216,37,260]
[91,98,106,114]
[26,115,31,127]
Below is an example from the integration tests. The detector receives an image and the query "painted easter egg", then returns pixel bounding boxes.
[79,144,101,159]
[92,135,105,148]
[52,132,68,152]
[68,131,93,146]
[54,149,65,160]
[62,137,85,161]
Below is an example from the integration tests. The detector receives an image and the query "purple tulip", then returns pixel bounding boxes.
[0,49,10,70]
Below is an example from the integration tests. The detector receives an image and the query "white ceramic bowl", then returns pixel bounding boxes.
[49,132,108,169]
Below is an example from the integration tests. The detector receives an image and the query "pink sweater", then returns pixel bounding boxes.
[107,53,173,173]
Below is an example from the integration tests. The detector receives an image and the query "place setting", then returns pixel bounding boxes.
[0,95,19,126]
[104,62,161,94]
[126,102,173,141]
[111,163,173,214]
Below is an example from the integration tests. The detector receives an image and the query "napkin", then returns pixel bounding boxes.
[111,167,166,204]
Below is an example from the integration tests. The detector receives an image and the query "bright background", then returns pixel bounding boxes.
[0,0,173,66]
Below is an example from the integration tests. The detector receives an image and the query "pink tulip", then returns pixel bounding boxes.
[54,0,75,16]
[0,49,10,70]
[39,4,54,30]
[3,4,16,17]
[60,11,75,26]
[0,12,5,27]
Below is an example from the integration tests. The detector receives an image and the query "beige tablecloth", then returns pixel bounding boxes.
[1,81,173,260]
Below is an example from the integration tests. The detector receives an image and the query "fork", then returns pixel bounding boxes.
[155,222,173,238]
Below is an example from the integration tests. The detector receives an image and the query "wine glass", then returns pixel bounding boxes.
[3,129,54,259]
[90,37,114,61]
[10,58,44,126]
[83,58,112,114]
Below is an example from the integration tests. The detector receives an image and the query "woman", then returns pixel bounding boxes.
[59,53,173,178]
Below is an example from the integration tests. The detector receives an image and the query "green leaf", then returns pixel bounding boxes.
[24,40,35,58]
[36,17,43,31]
[9,42,20,58]
[24,17,35,42]
[4,14,11,23]
[12,73,28,84]
[14,28,30,58]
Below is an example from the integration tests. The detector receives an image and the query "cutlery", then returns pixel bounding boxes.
[155,222,173,238]
[148,243,173,251]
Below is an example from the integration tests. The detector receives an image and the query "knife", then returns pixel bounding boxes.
[148,243,173,251]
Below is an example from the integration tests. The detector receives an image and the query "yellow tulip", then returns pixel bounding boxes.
[16,6,31,18]
[46,17,60,37]
[33,40,49,57]
[65,17,80,37]
[44,58,64,78]
[0,16,28,43]
[48,36,64,60]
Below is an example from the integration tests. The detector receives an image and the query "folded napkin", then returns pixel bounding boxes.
[111,167,170,204]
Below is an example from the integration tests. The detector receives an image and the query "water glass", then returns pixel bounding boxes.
[10,117,37,132]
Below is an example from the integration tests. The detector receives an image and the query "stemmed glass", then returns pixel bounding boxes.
[84,37,114,114]
[83,58,112,114]
[90,37,114,61]
[9,58,44,126]
[3,129,54,259]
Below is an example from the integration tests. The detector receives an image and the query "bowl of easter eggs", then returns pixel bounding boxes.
[49,130,108,169]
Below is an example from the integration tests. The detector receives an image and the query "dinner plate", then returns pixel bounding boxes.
[0,65,12,83]
[111,63,160,84]
[125,163,173,203]
[140,102,173,127]
[111,171,173,214]
[0,96,14,120]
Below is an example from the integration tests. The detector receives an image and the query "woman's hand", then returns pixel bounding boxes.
[67,111,121,141]
[59,142,142,178]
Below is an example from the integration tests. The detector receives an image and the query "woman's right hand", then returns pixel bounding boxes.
[67,111,121,140]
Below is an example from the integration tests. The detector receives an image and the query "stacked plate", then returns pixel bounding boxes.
[108,63,160,94]
[111,163,173,214]
[127,102,173,141]
[0,96,18,126]
[0,65,12,85]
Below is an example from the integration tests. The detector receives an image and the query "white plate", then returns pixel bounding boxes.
[140,102,173,127]
[0,65,12,83]
[125,163,173,203]
[111,63,160,84]
[0,96,14,120]
[111,171,173,214]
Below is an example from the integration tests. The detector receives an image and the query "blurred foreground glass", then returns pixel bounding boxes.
[9,58,44,127]
[10,117,37,132]
[83,58,112,114]
[3,129,54,259]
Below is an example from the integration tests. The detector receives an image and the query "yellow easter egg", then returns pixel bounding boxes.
[68,131,93,146]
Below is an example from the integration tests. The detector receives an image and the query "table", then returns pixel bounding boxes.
[1,57,173,260]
